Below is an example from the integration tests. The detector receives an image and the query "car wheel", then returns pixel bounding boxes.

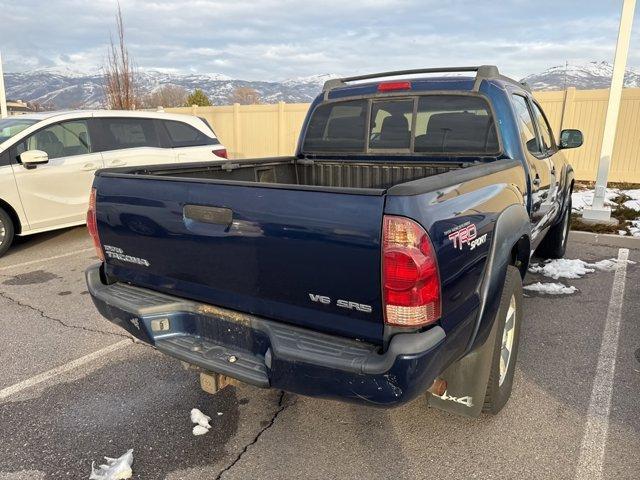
[0,208,15,258]
[536,199,571,259]
[482,265,523,415]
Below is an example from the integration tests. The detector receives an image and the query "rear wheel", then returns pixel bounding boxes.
[536,199,571,259]
[0,208,15,258]
[482,265,523,415]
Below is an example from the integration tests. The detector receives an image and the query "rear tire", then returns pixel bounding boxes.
[536,199,571,259]
[0,208,15,258]
[482,265,523,415]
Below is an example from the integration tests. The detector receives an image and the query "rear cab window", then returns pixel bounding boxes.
[302,94,499,155]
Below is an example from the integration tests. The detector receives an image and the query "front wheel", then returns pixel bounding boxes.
[482,265,523,415]
[0,208,15,258]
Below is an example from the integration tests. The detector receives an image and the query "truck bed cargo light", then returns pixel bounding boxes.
[377,81,412,92]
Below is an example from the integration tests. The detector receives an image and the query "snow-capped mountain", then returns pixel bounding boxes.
[521,61,640,90]
[4,68,337,109]
[5,62,640,109]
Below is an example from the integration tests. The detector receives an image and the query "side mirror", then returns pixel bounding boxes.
[559,129,583,149]
[20,150,49,167]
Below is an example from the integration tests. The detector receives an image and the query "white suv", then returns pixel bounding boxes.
[0,110,228,257]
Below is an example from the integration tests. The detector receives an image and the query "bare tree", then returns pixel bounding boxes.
[103,3,138,109]
[142,85,188,108]
[230,87,261,105]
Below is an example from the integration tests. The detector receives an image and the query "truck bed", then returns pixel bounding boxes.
[112,157,461,191]
[93,156,497,344]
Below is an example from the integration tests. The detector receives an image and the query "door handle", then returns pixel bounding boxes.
[532,174,541,187]
[82,162,98,171]
[110,159,127,167]
[550,166,556,176]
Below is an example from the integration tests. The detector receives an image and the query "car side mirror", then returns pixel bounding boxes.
[559,129,583,149]
[20,150,49,167]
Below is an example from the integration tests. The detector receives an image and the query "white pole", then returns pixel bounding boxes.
[583,0,636,222]
[0,52,8,119]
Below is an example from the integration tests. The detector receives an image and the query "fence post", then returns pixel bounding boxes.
[559,87,576,134]
[277,101,286,155]
[233,103,241,158]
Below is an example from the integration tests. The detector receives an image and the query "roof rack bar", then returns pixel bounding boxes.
[323,65,501,92]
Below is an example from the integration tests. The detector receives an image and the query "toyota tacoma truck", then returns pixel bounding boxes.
[86,66,582,416]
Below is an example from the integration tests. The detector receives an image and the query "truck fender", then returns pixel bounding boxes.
[427,203,530,417]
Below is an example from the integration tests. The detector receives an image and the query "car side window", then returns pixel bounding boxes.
[16,120,92,160]
[162,120,217,148]
[100,118,160,150]
[511,95,542,156]
[531,102,555,152]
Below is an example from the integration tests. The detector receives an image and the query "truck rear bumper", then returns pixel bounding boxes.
[86,264,466,407]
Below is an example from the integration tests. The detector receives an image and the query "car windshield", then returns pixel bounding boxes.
[0,118,38,144]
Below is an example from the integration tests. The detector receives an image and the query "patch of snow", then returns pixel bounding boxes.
[524,282,577,295]
[627,220,640,237]
[190,408,212,435]
[529,257,636,279]
[571,188,640,212]
[190,408,211,429]
[89,449,133,480]
[529,258,595,279]
[621,189,640,211]
[571,188,619,212]
[192,425,210,436]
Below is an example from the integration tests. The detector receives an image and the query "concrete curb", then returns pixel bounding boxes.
[571,230,640,249]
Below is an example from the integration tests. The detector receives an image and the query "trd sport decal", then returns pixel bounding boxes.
[446,223,487,251]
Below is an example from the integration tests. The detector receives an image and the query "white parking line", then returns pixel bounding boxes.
[0,248,94,272]
[0,340,130,402]
[575,248,629,480]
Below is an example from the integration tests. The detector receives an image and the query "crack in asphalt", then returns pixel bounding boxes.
[0,290,131,340]
[216,390,289,480]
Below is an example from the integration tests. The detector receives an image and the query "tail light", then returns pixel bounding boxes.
[87,188,104,261]
[382,215,441,327]
[213,148,228,159]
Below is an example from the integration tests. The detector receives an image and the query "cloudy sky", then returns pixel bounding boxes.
[1,0,639,80]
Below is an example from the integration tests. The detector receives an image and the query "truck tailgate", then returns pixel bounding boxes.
[95,175,386,343]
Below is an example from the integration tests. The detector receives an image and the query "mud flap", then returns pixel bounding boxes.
[426,312,500,418]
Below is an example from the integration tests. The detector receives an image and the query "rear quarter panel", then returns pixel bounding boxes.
[384,163,527,345]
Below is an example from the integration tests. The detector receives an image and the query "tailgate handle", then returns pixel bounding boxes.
[184,205,233,226]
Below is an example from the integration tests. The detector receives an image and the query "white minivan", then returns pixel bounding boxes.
[0,110,228,256]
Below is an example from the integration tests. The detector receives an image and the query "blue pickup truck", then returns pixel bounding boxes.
[86,66,582,416]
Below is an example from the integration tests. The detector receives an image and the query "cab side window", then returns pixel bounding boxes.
[17,120,92,160]
[511,95,542,156]
[531,102,555,153]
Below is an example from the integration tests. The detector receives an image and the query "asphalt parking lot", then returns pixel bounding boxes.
[0,227,638,480]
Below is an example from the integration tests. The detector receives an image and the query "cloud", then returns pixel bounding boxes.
[1,0,639,79]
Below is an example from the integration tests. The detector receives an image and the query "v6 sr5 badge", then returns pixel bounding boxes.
[447,223,487,251]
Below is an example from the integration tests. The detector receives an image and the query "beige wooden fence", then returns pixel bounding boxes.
[167,88,640,183]
[533,88,640,183]
[165,103,310,159]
